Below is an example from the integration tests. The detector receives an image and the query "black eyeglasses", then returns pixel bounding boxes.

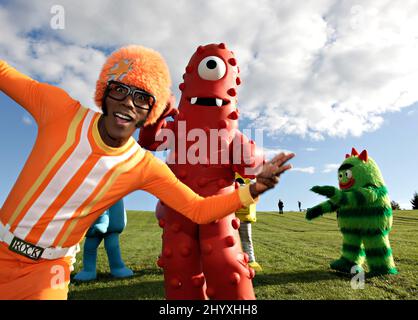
[106,80,156,111]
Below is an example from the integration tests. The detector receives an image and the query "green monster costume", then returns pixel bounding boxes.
[306,148,398,276]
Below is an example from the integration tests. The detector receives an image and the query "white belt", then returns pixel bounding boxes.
[0,222,80,260]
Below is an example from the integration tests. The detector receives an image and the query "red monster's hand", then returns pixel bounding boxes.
[138,94,178,150]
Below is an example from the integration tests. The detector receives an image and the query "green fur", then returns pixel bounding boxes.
[306,150,398,275]
[340,227,391,237]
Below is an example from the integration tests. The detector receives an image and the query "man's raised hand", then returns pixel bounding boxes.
[249,152,295,198]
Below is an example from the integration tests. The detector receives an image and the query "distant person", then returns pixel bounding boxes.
[298,201,302,212]
[278,199,284,214]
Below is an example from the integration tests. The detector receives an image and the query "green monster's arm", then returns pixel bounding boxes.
[310,185,388,208]
[306,200,339,220]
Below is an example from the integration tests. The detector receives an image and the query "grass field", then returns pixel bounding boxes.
[68,210,418,300]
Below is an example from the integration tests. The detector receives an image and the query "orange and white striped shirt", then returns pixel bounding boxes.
[0,60,256,250]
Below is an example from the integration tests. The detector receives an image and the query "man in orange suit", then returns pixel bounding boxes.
[0,45,294,299]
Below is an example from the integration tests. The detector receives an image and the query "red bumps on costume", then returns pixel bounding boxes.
[228,110,239,120]
[227,88,237,97]
[225,235,236,247]
[158,219,165,228]
[231,218,240,230]
[218,119,228,129]
[206,287,215,298]
[170,278,182,288]
[197,177,209,187]
[243,253,250,263]
[202,243,213,255]
[157,257,165,268]
[171,223,181,233]
[178,170,187,179]
[163,248,173,258]
[192,274,205,287]
[228,58,237,66]
[230,272,241,285]
[181,246,191,257]
[248,268,256,279]
[351,148,359,156]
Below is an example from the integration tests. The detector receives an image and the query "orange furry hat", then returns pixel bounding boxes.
[94,45,171,126]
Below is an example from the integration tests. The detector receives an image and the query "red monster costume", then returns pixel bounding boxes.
[139,43,264,299]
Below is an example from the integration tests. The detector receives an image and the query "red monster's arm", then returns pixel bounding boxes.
[138,94,178,151]
[231,130,265,179]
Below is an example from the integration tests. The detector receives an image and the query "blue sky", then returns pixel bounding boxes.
[1,0,418,212]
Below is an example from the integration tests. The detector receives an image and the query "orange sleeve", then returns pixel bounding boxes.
[0,60,79,127]
[137,152,257,224]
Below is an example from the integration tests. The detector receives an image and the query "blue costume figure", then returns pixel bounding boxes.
[74,199,133,281]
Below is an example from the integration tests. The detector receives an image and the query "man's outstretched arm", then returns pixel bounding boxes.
[0,60,78,126]
[138,151,294,224]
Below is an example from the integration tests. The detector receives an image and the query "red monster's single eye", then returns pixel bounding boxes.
[198,56,226,81]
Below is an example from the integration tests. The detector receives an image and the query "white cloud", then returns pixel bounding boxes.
[305,147,317,152]
[292,167,315,174]
[22,115,33,125]
[1,0,417,138]
[0,6,106,108]
[262,147,294,161]
[322,163,340,173]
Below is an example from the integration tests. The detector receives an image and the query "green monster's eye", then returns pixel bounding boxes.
[345,170,352,179]
[338,172,343,180]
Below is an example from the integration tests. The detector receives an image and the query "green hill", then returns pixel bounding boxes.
[68,210,418,300]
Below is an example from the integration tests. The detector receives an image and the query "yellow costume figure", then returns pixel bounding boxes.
[235,173,262,272]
